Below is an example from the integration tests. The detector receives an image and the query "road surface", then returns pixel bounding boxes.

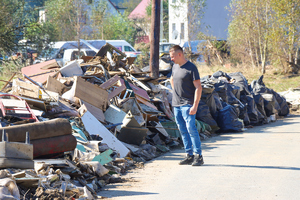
[100,115,300,200]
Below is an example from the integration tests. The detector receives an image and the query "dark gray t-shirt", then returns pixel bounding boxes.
[171,61,200,107]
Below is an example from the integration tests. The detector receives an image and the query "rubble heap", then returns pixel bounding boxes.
[0,43,290,199]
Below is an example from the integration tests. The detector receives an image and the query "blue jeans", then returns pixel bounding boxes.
[174,105,202,156]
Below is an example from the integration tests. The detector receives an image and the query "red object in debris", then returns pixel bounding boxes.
[31,135,77,158]
[0,94,39,122]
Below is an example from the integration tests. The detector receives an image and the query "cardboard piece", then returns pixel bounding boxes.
[81,111,129,158]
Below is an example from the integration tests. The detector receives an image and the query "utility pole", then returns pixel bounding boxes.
[149,0,160,79]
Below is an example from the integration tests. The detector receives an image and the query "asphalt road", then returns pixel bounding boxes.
[100,115,300,200]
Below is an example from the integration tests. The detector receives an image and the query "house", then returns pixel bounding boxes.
[128,0,151,43]
[169,0,230,45]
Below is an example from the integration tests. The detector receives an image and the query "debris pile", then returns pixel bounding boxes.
[0,43,290,198]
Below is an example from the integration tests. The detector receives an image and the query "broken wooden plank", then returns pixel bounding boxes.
[100,75,127,100]
[0,72,16,92]
[78,101,105,123]
[74,76,108,111]
[136,96,158,110]
[45,76,66,95]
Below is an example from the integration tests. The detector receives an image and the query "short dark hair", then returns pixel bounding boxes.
[169,45,183,53]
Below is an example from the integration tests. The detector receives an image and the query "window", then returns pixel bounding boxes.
[124,46,134,52]
[180,23,184,39]
[172,23,176,32]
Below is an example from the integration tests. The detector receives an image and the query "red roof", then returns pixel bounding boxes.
[128,0,151,19]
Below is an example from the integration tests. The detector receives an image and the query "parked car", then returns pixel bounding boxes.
[106,40,141,57]
[34,40,106,66]
[159,42,176,54]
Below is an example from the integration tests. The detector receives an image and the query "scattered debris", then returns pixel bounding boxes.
[0,44,291,198]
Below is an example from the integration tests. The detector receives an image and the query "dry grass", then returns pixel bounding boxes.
[197,63,300,92]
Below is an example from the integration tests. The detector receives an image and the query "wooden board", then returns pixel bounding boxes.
[45,76,65,95]
[78,101,105,123]
[74,77,108,111]
[21,59,60,83]
[100,75,127,100]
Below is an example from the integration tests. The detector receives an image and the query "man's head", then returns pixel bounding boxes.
[169,45,186,65]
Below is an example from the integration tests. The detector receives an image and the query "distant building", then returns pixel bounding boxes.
[169,0,230,45]
[128,0,151,43]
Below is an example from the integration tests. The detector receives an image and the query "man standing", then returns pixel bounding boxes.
[169,45,204,166]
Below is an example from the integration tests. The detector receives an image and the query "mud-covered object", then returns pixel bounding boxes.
[196,101,219,131]
[217,105,244,132]
[228,72,251,95]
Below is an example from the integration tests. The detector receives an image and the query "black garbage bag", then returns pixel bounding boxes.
[271,90,290,116]
[212,91,223,111]
[250,75,272,94]
[261,93,278,117]
[213,80,228,103]
[217,105,244,132]
[228,72,251,95]
[196,101,219,131]
[230,84,241,99]
[212,71,232,80]
[246,95,259,124]
[253,93,268,123]
[201,93,218,120]
[227,84,240,105]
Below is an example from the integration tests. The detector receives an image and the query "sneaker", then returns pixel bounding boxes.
[192,154,204,166]
[179,154,194,165]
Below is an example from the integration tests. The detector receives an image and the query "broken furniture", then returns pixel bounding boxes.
[0,94,39,123]
[0,118,76,158]
[0,131,34,169]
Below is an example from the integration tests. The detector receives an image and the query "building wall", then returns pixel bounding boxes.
[169,0,230,45]
[169,0,188,45]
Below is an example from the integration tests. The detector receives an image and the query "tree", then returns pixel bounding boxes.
[103,14,137,45]
[228,0,300,74]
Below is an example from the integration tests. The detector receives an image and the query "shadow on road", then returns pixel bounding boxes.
[100,189,158,198]
[203,164,300,171]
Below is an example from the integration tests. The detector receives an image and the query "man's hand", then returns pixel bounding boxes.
[189,105,197,115]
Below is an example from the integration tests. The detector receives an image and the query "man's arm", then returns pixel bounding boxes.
[189,79,202,115]
[170,76,174,90]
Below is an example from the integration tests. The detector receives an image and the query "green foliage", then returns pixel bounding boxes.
[228,0,300,74]
[103,15,137,45]
[133,42,150,67]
